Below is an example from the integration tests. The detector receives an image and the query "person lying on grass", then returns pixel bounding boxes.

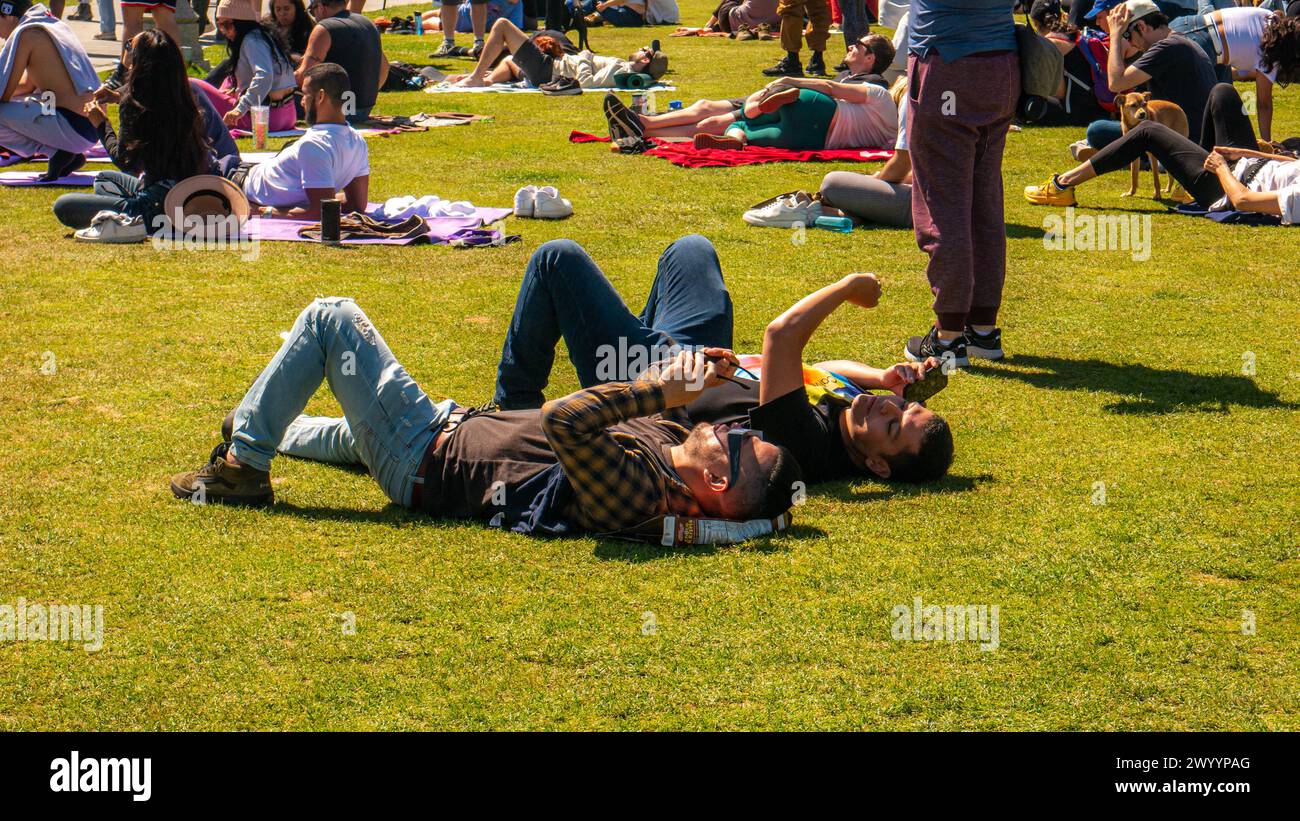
[446,17,666,88]
[218,62,369,220]
[172,298,803,538]
[486,236,953,484]
[263,237,953,484]
[602,31,894,149]
[1025,82,1300,222]
[742,76,912,229]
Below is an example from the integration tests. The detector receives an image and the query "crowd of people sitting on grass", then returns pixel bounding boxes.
[2,0,1300,542]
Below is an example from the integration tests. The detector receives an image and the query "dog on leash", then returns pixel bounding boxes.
[1116,92,1189,199]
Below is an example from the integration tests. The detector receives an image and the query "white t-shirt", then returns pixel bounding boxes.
[1212,157,1300,224]
[895,94,909,152]
[243,123,370,208]
[826,83,899,150]
[1205,6,1277,82]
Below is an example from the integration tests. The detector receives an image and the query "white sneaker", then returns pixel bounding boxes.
[513,185,537,218]
[1068,139,1096,162]
[74,210,147,243]
[742,191,821,228]
[531,186,573,219]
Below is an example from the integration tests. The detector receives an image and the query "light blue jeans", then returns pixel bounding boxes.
[98,0,116,36]
[228,298,455,507]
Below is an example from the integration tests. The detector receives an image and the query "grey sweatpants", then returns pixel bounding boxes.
[819,171,912,228]
[0,97,96,158]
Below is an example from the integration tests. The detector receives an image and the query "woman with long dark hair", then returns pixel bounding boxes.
[192,0,298,133]
[53,29,216,232]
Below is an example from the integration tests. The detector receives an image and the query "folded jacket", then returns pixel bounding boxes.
[297,213,431,241]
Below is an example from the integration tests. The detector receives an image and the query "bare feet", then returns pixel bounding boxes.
[454,75,488,88]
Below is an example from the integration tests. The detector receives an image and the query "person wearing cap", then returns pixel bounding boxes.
[190,0,298,133]
[447,16,666,88]
[227,62,369,220]
[0,0,101,181]
[898,0,1019,370]
[51,29,217,234]
[297,0,387,123]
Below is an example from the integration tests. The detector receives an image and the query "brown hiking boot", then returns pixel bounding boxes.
[171,442,274,507]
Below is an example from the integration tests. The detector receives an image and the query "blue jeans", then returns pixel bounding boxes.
[228,298,455,507]
[52,170,173,230]
[493,235,734,410]
[1169,13,1234,84]
[839,0,869,50]
[97,0,115,35]
[1086,119,1123,150]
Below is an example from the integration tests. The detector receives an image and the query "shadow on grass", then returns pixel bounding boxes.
[816,473,993,504]
[591,523,828,563]
[981,354,1298,414]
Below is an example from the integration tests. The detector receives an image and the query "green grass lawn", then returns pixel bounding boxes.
[0,3,1296,730]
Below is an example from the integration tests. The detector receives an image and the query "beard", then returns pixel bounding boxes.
[304,100,317,126]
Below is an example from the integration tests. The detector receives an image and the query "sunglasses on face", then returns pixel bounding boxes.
[726,428,763,487]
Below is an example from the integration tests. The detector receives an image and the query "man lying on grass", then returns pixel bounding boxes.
[489,236,953,484]
[171,297,802,538]
[263,237,952,485]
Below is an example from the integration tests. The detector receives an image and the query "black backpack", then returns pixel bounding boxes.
[545,0,590,51]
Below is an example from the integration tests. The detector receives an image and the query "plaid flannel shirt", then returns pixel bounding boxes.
[541,380,695,534]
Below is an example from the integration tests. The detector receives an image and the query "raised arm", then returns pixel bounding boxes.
[760,274,880,405]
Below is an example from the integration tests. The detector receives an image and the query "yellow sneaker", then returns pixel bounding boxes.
[1024,176,1077,206]
[1168,183,1194,204]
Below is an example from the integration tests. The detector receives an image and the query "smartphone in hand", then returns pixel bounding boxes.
[903,366,948,404]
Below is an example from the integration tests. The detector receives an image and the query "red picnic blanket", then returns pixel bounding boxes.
[569,131,893,168]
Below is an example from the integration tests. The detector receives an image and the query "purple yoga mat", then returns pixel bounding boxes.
[0,171,97,187]
[244,208,513,245]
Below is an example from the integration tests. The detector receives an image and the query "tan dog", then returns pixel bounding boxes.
[1116,92,1189,199]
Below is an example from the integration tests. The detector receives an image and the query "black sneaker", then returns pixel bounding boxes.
[805,52,828,76]
[904,326,969,369]
[762,55,804,77]
[540,77,582,96]
[170,442,274,507]
[964,325,1004,360]
[603,92,644,141]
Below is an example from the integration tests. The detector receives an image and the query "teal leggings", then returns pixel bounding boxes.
[728,89,838,150]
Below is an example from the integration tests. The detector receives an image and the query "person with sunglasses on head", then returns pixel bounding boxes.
[296,0,387,123]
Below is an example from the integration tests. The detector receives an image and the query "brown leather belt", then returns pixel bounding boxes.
[408,407,470,511]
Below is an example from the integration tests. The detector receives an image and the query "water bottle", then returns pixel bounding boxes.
[414,12,423,36]
[815,215,853,233]
[645,90,657,115]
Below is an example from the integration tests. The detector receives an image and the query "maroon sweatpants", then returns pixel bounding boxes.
[906,50,1020,332]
